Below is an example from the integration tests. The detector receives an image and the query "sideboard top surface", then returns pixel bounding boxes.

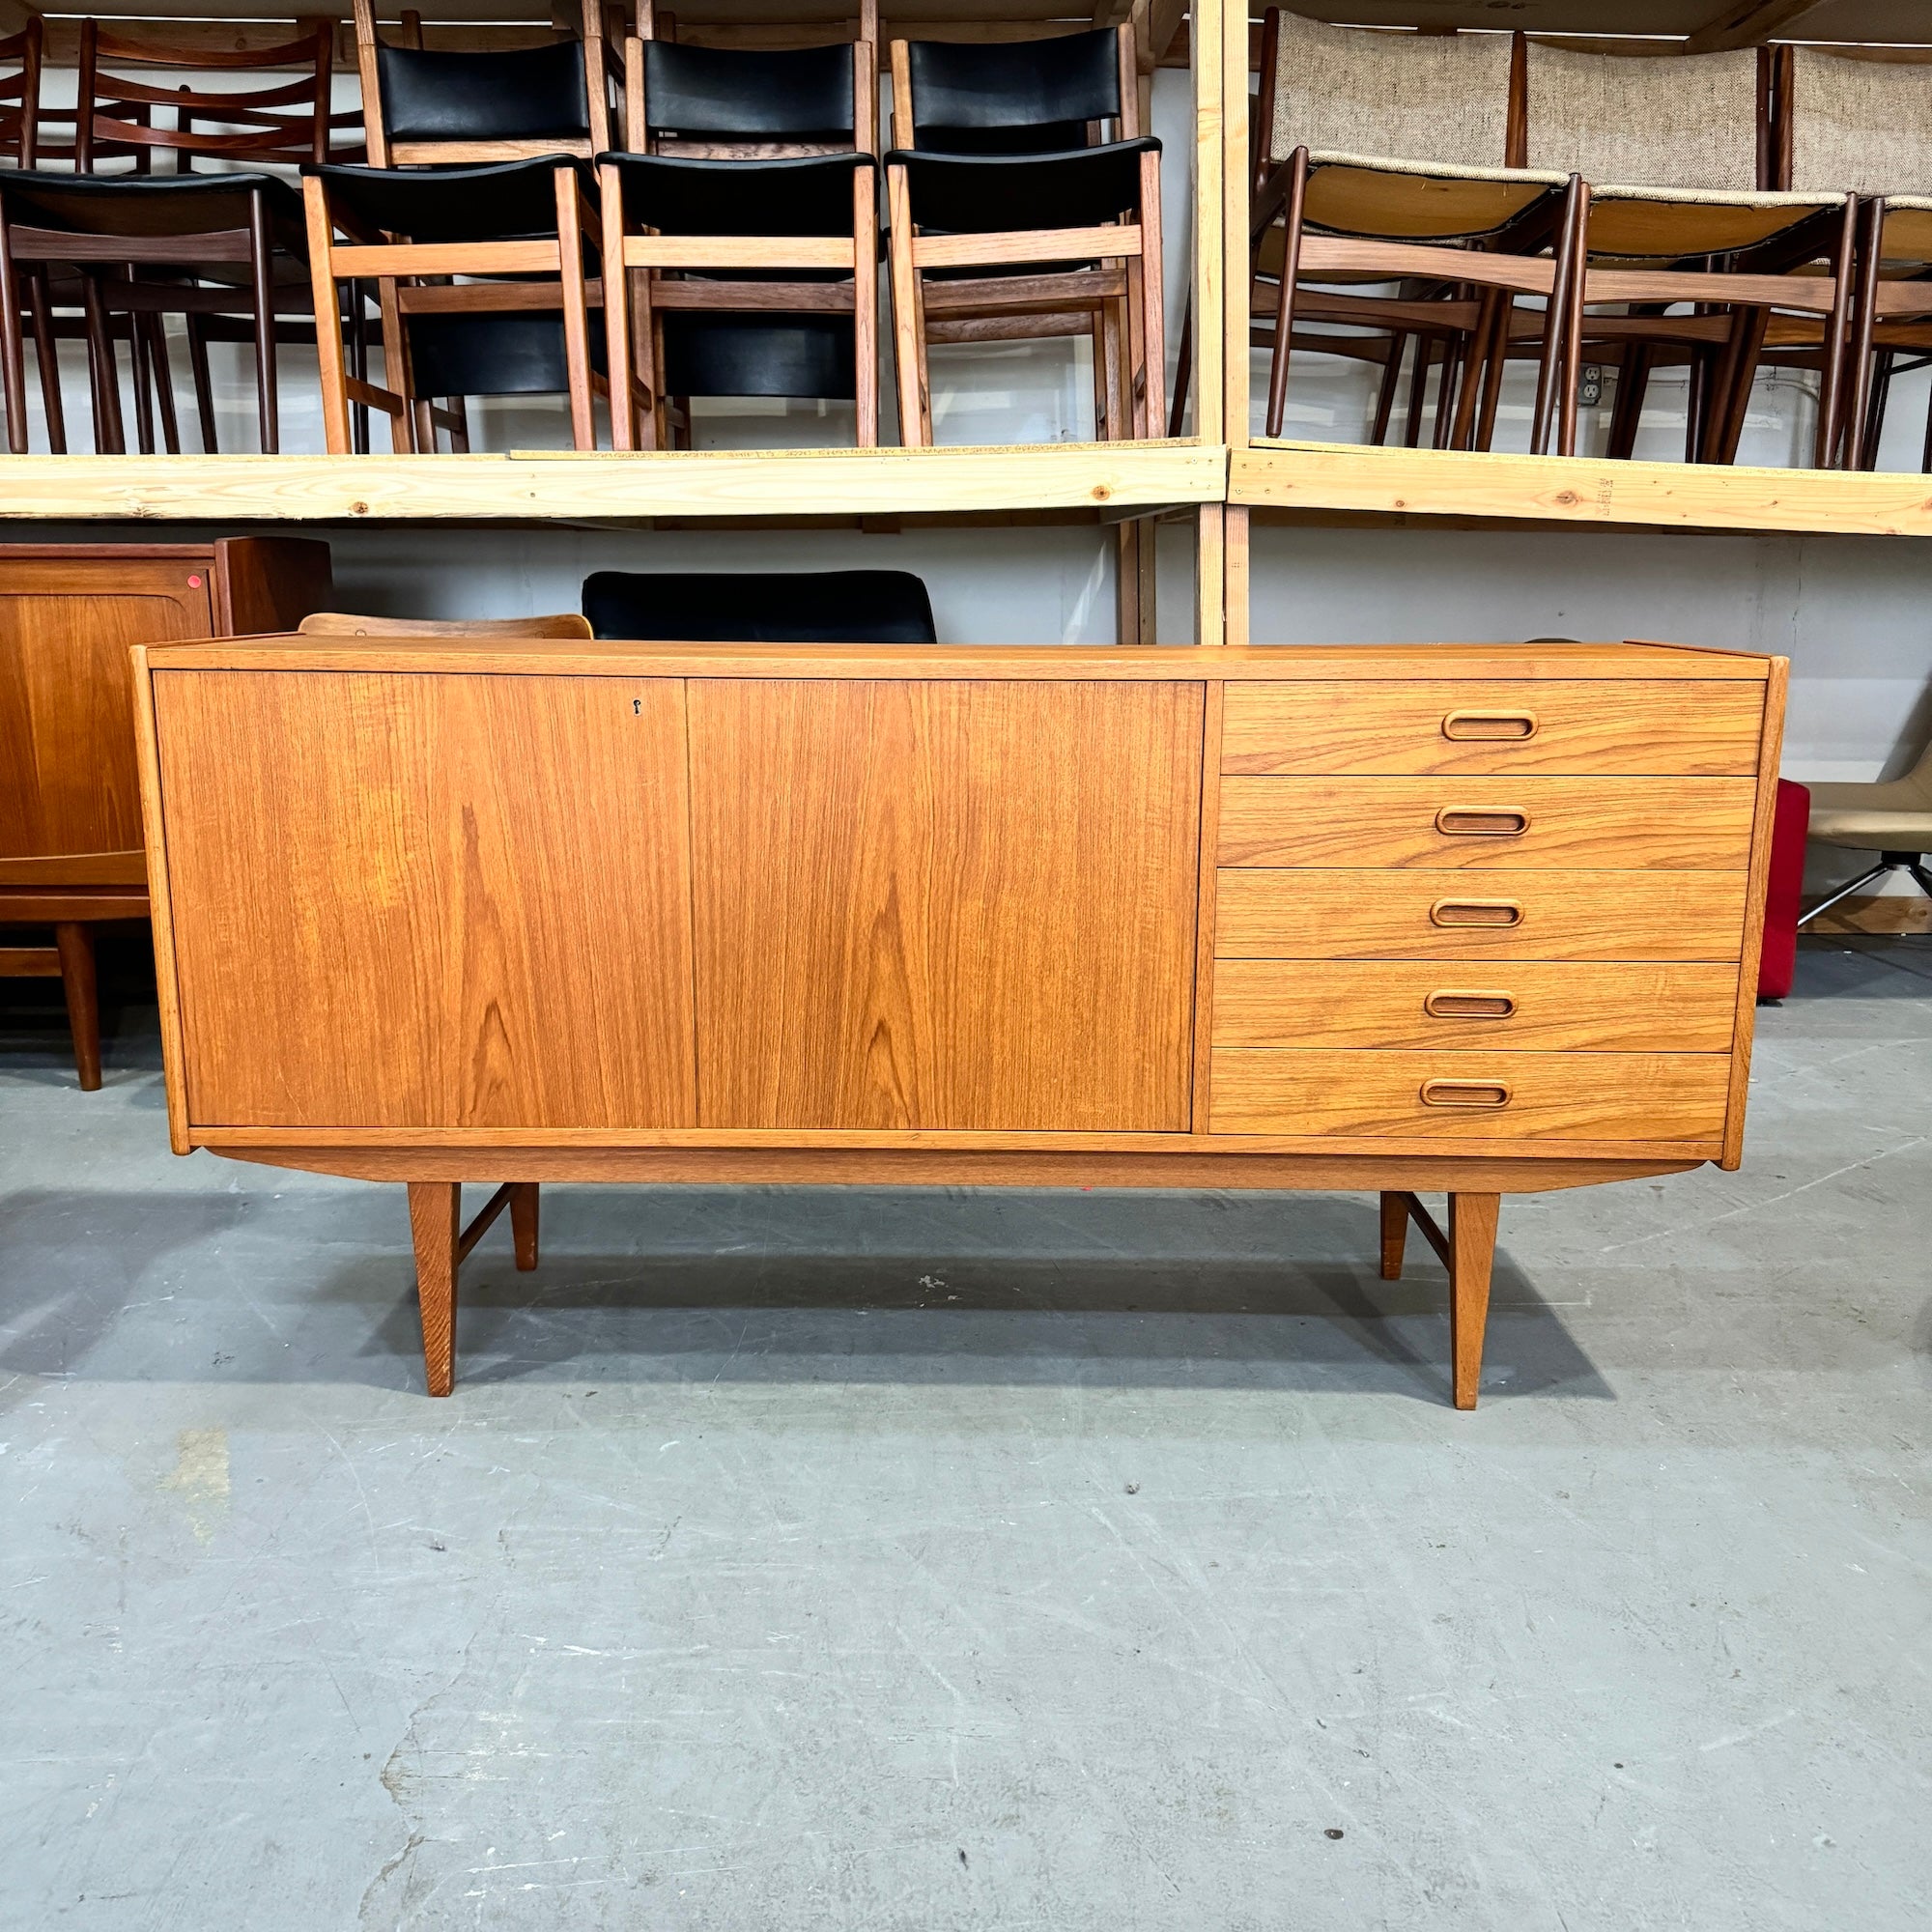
[139,639,1777,681]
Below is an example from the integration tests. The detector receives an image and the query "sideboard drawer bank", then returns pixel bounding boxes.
[130,638,1786,1407]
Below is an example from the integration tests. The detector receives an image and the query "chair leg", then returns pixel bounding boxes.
[1607,341,1650,460]
[1448,1192,1499,1411]
[1135,146,1165,440]
[1797,858,1891,927]
[53,922,101,1092]
[28,270,65,453]
[129,288,156,458]
[0,218,29,454]
[1370,331,1406,444]
[143,314,182,455]
[1830,197,1871,470]
[407,1181,461,1398]
[81,273,126,455]
[886,161,927,447]
[1531,179,1583,457]
[1401,335,1433,447]
[248,190,278,454]
[554,169,596,451]
[1167,294,1191,437]
[1263,148,1308,440]
[1908,861,1932,902]
[185,315,218,454]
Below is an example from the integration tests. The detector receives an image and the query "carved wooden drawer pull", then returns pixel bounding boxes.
[1442,709,1538,741]
[1435,807,1529,837]
[1430,898,1523,927]
[1424,989,1517,1019]
[1420,1079,1513,1109]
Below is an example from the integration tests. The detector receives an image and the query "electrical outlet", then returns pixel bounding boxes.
[1578,364,1604,409]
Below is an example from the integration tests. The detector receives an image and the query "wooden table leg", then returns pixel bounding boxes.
[510,1182,540,1271]
[53,922,101,1092]
[1448,1191,1500,1411]
[1378,1191,1408,1280]
[407,1181,461,1397]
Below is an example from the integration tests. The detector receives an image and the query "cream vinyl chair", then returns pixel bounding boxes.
[1801,737,1932,925]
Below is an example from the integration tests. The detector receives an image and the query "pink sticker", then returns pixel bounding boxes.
[187,573,203,588]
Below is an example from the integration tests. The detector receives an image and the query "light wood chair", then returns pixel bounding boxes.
[599,26,878,448]
[298,611,593,637]
[884,25,1162,446]
[1252,13,1577,452]
[1523,40,1856,466]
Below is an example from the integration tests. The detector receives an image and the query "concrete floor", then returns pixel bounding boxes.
[2,937,1928,1931]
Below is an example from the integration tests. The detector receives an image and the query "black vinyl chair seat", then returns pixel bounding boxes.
[583,568,937,642]
[660,313,856,400]
[642,41,857,143]
[377,39,591,144]
[303,156,582,242]
[0,170,306,247]
[884,139,1158,236]
[406,309,606,398]
[598,151,870,237]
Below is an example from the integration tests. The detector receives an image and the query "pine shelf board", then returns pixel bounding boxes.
[0,440,1227,526]
[1231,439,1932,541]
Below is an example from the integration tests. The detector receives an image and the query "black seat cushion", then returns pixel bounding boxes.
[660,313,855,401]
[406,309,606,398]
[378,39,589,144]
[0,170,306,250]
[582,569,937,642]
[304,157,582,243]
[642,41,855,142]
[598,151,869,237]
[905,30,1120,155]
[885,139,1157,235]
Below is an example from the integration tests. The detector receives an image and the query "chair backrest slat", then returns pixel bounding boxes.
[1267,14,1513,172]
[1788,46,1932,199]
[0,17,43,167]
[1523,41,1762,191]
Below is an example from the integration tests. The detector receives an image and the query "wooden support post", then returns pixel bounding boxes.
[1223,504,1248,648]
[1448,1191,1500,1411]
[407,1180,460,1397]
[1195,501,1225,646]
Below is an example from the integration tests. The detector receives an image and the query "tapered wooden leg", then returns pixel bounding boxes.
[1378,1191,1408,1281]
[53,922,100,1092]
[510,1182,540,1271]
[407,1181,461,1397]
[1448,1192,1500,1411]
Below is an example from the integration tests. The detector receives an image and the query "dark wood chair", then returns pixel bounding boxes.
[1522,39,1856,466]
[0,20,336,457]
[1249,13,1577,454]
[0,539,330,1089]
[581,568,935,639]
[598,29,879,447]
[884,25,1163,447]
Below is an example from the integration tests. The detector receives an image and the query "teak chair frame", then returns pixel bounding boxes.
[885,23,1164,449]
[310,0,619,453]
[601,0,879,450]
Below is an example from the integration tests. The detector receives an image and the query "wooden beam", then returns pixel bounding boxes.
[1685,0,1821,54]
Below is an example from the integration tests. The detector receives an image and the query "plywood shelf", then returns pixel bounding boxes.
[1231,440,1932,541]
[0,440,1227,526]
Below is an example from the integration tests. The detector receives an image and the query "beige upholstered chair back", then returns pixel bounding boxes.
[1789,48,1932,198]
[1269,14,1513,170]
[1524,43,1761,190]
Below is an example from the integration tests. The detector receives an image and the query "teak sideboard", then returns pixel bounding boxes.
[130,637,1785,1406]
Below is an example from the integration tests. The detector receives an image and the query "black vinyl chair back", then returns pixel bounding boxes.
[582,569,937,642]
[660,314,856,402]
[378,40,591,146]
[905,29,1122,155]
[641,42,856,145]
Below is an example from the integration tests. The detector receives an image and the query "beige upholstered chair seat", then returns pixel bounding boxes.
[1875,199,1932,270]
[1298,155,1568,243]
[1582,186,1845,261]
[1807,746,1932,853]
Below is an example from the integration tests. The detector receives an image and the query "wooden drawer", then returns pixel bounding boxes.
[1219,776,1757,870]
[1222,681,1765,777]
[1213,960,1741,1052]
[1215,869,1748,960]
[1210,1049,1731,1141]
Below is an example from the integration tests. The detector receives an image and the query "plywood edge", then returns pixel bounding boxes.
[1232,440,1932,540]
[128,647,192,1156]
[0,443,1227,524]
[1723,655,1789,1170]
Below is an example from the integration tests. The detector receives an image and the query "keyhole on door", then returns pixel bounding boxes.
[633,698,641,714]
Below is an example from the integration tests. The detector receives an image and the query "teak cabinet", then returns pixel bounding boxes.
[0,539,331,1086]
[132,636,1786,1406]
